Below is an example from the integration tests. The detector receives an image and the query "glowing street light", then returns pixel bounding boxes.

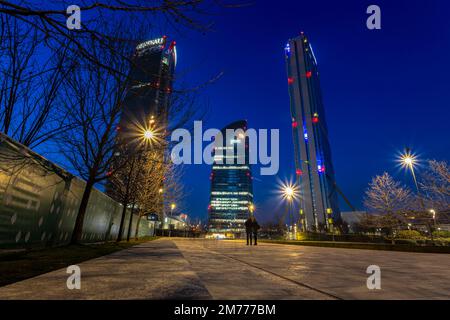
[278,181,299,239]
[285,187,294,199]
[170,203,176,216]
[430,209,436,226]
[143,129,155,141]
[281,184,298,202]
[398,148,420,192]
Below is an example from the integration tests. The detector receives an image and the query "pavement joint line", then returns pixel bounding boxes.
[195,242,343,300]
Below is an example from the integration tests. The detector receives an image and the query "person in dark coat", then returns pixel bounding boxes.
[251,216,260,245]
[245,216,253,245]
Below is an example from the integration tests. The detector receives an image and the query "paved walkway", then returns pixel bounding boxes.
[0,238,449,299]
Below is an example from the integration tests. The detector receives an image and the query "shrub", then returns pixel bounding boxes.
[432,230,450,238]
[395,230,424,240]
[395,239,417,245]
[416,239,426,245]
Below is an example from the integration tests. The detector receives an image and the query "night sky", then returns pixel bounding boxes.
[29,1,449,223]
[170,0,450,223]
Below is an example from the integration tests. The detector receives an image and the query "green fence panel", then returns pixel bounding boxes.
[0,133,152,249]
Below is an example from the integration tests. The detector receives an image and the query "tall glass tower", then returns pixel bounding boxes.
[208,120,253,238]
[118,36,176,137]
[285,33,340,232]
[109,37,176,217]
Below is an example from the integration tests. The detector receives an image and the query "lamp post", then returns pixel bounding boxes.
[399,149,436,242]
[430,209,436,227]
[281,183,298,240]
[249,204,255,215]
[399,148,419,193]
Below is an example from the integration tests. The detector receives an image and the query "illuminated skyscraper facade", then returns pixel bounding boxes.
[118,36,176,139]
[285,33,340,231]
[208,120,253,238]
[109,37,176,215]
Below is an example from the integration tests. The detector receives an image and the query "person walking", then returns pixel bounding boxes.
[251,216,260,245]
[245,216,253,245]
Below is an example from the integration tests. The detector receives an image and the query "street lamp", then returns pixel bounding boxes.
[284,187,294,200]
[170,203,176,216]
[143,129,155,141]
[430,209,436,226]
[280,183,298,201]
[399,148,419,192]
[279,182,299,240]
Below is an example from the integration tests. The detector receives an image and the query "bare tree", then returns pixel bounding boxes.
[108,137,168,242]
[364,172,412,214]
[132,150,184,240]
[0,1,215,74]
[420,159,450,211]
[0,14,73,149]
[57,30,135,244]
[363,172,412,243]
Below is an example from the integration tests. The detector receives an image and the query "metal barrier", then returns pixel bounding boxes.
[0,133,152,248]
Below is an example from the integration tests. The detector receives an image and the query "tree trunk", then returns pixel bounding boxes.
[428,222,434,244]
[116,198,128,242]
[134,214,142,241]
[117,157,135,242]
[70,178,95,244]
[126,201,136,241]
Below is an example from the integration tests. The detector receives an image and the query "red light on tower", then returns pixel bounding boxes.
[292,121,298,128]
[312,116,319,123]
[306,71,312,78]
[288,77,294,85]
[296,169,303,176]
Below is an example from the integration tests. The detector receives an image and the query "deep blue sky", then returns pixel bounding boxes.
[170,0,450,223]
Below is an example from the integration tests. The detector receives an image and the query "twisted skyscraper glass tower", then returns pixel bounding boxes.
[208,120,253,238]
[285,33,340,232]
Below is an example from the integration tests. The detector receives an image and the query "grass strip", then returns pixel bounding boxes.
[0,236,158,287]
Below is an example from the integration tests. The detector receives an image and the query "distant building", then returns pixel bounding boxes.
[285,33,340,231]
[341,211,367,233]
[207,120,254,238]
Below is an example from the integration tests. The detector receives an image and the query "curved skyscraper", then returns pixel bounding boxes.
[285,33,340,232]
[118,36,176,137]
[207,120,253,238]
[109,37,176,219]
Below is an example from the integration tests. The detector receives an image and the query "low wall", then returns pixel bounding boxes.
[0,133,153,248]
